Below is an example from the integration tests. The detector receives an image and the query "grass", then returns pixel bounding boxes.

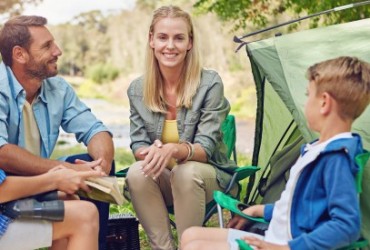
[51,144,252,250]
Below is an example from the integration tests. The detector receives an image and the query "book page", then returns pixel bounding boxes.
[78,176,124,205]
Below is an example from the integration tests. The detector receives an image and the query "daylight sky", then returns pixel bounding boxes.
[22,0,136,24]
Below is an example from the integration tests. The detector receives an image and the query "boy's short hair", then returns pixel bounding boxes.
[307,56,370,120]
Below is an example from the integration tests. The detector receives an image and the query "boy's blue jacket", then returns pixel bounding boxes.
[264,134,363,249]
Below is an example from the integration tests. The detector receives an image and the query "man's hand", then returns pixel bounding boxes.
[63,158,104,172]
[243,236,290,250]
[50,166,105,195]
[73,158,104,172]
[87,131,114,174]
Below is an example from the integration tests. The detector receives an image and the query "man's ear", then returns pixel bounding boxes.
[320,92,332,115]
[12,46,28,64]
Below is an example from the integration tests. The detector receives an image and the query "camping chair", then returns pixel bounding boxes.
[214,151,370,250]
[115,114,260,227]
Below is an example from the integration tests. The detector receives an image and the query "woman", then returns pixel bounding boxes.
[126,5,237,249]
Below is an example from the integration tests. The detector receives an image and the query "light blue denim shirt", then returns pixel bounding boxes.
[0,170,11,237]
[0,62,111,158]
[128,69,237,188]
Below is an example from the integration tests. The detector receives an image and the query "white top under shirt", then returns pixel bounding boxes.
[264,132,353,245]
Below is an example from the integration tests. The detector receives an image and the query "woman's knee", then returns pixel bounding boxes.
[126,161,147,189]
[171,162,214,190]
[171,162,200,185]
[126,161,144,179]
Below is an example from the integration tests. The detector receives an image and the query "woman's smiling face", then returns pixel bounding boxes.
[150,17,192,71]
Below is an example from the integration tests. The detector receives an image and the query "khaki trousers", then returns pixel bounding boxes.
[126,161,237,250]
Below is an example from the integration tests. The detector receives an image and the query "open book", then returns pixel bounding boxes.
[78,176,125,205]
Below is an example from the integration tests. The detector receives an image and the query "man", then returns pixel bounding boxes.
[0,15,114,249]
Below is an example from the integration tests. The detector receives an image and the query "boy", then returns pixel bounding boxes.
[181,56,370,250]
[0,166,105,250]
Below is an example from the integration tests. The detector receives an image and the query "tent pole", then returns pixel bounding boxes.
[234,0,370,52]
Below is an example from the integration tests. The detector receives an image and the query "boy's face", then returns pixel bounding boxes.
[304,81,321,132]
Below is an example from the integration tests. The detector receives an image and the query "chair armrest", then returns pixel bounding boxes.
[338,237,368,250]
[115,168,129,178]
[223,166,261,194]
[234,166,260,182]
[213,191,267,224]
[236,239,253,250]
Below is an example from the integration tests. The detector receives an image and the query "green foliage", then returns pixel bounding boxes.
[50,143,86,160]
[51,144,135,170]
[229,87,256,120]
[194,0,272,30]
[194,0,370,31]
[0,0,43,16]
[50,10,111,76]
[114,148,136,168]
[86,63,120,84]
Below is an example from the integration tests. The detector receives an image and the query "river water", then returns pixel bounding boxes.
[59,99,255,155]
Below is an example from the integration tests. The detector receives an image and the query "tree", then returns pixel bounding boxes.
[193,0,370,31]
[0,0,43,16]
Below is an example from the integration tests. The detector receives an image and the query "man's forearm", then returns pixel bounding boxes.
[0,144,62,175]
[87,131,114,174]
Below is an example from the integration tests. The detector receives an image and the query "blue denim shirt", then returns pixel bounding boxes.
[128,69,237,188]
[0,62,110,158]
[0,170,11,238]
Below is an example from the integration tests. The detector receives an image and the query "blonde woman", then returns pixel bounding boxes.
[125,5,238,249]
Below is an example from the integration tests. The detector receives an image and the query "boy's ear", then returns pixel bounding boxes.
[320,92,332,115]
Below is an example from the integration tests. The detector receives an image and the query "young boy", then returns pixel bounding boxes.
[181,56,370,250]
[0,165,105,250]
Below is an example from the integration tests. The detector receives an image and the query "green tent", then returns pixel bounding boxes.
[244,17,370,246]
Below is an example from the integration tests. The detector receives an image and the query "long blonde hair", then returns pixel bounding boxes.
[143,5,202,113]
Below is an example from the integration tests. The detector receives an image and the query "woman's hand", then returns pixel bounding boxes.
[242,236,290,250]
[140,140,177,179]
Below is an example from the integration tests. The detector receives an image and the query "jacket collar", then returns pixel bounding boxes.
[300,133,362,158]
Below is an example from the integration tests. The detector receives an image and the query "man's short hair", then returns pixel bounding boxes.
[0,15,47,66]
[307,56,370,120]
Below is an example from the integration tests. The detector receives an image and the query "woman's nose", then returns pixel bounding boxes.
[166,39,174,49]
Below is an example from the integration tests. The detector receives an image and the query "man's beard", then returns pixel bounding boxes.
[25,58,58,80]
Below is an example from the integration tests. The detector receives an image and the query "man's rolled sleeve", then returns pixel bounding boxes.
[60,84,111,146]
